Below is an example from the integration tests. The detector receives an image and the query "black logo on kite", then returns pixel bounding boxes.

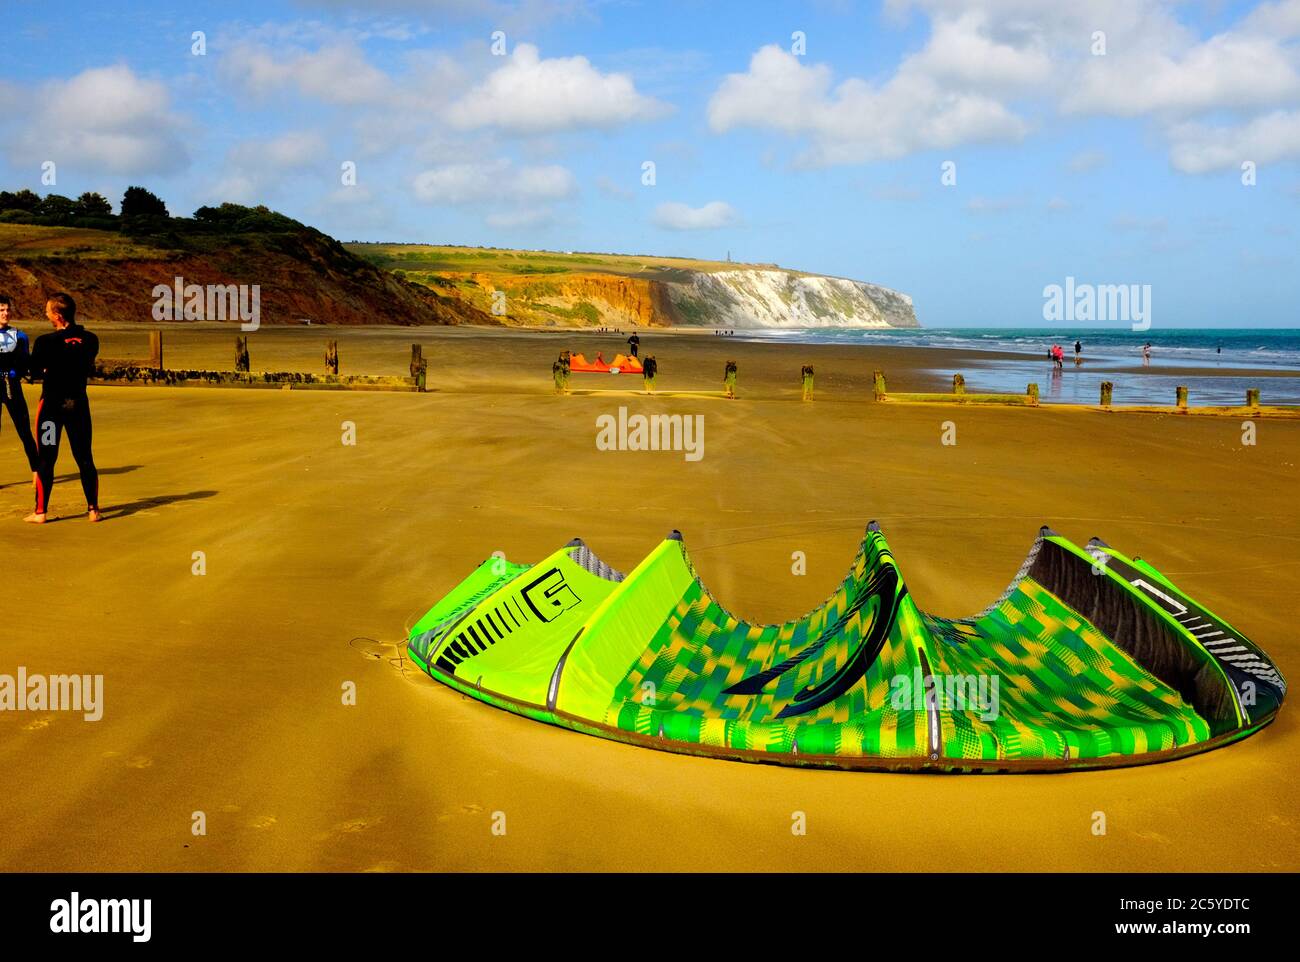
[521,568,581,622]
[723,564,904,718]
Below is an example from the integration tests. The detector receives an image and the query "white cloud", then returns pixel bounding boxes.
[707,45,1028,166]
[965,195,1024,214]
[595,175,634,200]
[715,2,1300,174]
[1066,33,1300,117]
[208,131,328,203]
[9,64,189,176]
[446,43,669,133]
[412,159,575,204]
[1168,110,1300,173]
[225,41,394,105]
[652,201,737,230]
[1067,149,1107,173]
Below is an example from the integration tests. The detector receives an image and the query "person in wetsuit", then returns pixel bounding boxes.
[0,293,40,481]
[26,292,100,523]
[627,332,640,358]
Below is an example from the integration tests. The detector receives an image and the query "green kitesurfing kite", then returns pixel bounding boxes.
[407,525,1285,772]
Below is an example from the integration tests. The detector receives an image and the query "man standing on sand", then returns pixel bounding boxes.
[25,293,100,524]
[627,332,640,358]
[0,294,41,482]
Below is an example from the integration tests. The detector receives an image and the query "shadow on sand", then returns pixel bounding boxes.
[0,464,144,491]
[100,490,218,520]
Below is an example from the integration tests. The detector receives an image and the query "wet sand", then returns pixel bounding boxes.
[1,324,1297,872]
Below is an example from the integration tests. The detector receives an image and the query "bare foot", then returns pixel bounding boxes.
[88,508,102,523]
[23,512,47,524]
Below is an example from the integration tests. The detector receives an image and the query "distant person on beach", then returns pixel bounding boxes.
[1142,342,1152,367]
[1074,340,1082,366]
[642,354,657,393]
[0,294,41,482]
[627,332,640,358]
[25,293,100,524]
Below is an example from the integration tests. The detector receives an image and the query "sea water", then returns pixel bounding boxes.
[733,327,1300,406]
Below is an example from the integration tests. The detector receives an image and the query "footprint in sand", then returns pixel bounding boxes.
[435,804,484,824]
[248,815,278,830]
[125,755,153,769]
[335,816,381,834]
[313,816,383,841]
[1132,830,1172,844]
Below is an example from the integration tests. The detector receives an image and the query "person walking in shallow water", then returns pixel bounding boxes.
[1142,342,1152,367]
[26,293,100,524]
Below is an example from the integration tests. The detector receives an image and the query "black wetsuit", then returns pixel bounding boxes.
[29,323,99,514]
[0,326,40,471]
[627,334,640,358]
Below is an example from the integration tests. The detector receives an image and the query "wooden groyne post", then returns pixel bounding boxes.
[1176,385,1188,410]
[873,370,887,401]
[1100,381,1113,408]
[149,330,163,369]
[235,336,250,373]
[1247,388,1260,410]
[325,340,339,376]
[801,364,815,401]
[952,373,965,396]
[409,344,427,392]
[1027,383,1039,406]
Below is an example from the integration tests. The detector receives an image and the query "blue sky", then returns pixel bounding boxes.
[2,0,1298,327]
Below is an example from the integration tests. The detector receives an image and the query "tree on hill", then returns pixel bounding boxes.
[121,185,168,220]
[193,202,304,234]
[38,194,78,221]
[0,189,42,213]
[75,192,113,217]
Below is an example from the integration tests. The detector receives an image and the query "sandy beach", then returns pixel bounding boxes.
[1,324,1296,872]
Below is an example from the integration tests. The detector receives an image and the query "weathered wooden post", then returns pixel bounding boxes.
[873,370,887,401]
[1027,383,1039,406]
[801,364,814,401]
[1247,388,1260,409]
[325,339,339,376]
[1176,385,1188,410]
[953,373,966,395]
[409,343,427,392]
[149,330,163,369]
[235,336,250,373]
[1100,381,1113,408]
[723,360,738,399]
